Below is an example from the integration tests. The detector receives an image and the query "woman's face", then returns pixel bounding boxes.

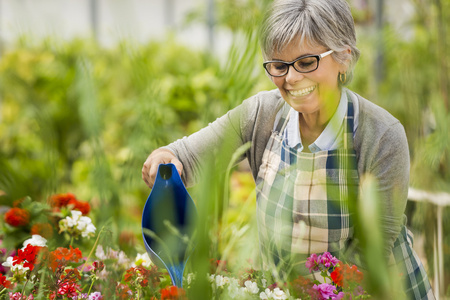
[270,40,347,115]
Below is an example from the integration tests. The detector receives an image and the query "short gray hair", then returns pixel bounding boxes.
[260,0,360,85]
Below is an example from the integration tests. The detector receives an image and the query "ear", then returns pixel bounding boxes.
[340,47,352,73]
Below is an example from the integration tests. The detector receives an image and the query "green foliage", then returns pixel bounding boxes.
[348,0,450,292]
[0,33,271,251]
[1,0,450,294]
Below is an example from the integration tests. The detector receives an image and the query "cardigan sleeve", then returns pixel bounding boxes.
[164,100,249,187]
[163,90,284,187]
[366,122,410,257]
[351,96,411,266]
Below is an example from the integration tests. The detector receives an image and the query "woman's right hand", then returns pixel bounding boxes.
[142,148,184,189]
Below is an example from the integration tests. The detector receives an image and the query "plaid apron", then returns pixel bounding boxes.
[255,95,434,299]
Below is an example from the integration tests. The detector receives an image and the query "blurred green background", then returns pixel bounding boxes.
[0,0,449,297]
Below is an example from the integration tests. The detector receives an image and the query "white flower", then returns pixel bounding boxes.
[186,273,195,285]
[227,284,246,299]
[2,256,30,275]
[260,288,272,299]
[215,275,227,287]
[134,252,152,268]
[222,276,231,285]
[2,256,13,268]
[117,250,130,266]
[22,234,47,248]
[244,280,259,294]
[262,278,268,288]
[272,288,288,300]
[60,210,96,238]
[95,245,107,260]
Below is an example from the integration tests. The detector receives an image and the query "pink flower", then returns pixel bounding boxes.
[319,252,339,268]
[9,293,34,300]
[305,253,320,272]
[58,281,81,298]
[313,283,337,299]
[89,292,103,300]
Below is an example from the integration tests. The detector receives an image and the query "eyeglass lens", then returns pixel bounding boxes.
[265,56,318,76]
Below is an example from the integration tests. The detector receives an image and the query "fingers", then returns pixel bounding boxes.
[171,157,183,176]
[142,149,183,189]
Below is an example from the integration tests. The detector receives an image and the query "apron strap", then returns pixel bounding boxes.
[274,104,292,136]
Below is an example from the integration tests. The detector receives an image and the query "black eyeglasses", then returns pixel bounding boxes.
[263,50,334,77]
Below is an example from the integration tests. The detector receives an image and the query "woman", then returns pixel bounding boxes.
[142,0,434,298]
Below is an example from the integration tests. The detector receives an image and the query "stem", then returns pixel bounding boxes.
[70,236,74,247]
[21,276,31,297]
[87,277,96,295]
[80,226,106,273]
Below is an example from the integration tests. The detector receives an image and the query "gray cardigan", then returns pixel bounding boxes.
[166,88,410,260]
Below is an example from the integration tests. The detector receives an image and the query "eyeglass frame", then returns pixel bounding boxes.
[263,50,334,77]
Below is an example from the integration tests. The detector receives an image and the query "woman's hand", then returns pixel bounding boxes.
[142,148,183,189]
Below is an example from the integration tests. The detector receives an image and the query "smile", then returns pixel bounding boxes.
[288,86,316,97]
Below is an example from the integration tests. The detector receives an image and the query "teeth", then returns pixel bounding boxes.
[289,86,316,97]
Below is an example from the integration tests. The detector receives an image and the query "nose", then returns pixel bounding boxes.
[285,65,305,84]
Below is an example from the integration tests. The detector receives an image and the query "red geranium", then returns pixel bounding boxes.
[160,286,187,300]
[50,193,90,215]
[50,193,76,208]
[4,207,30,227]
[12,244,43,271]
[0,274,11,289]
[48,268,81,299]
[49,246,83,272]
[330,264,364,288]
[68,199,90,215]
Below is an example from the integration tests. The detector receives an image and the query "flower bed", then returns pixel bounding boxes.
[0,194,370,299]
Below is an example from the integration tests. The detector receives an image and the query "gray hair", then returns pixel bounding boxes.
[260,0,360,85]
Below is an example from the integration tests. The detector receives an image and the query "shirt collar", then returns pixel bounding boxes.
[284,89,348,152]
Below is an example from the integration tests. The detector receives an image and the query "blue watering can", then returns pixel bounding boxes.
[142,163,197,287]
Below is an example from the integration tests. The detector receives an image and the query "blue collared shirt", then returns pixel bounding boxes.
[282,88,359,152]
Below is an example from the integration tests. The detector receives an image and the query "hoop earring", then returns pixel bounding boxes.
[339,72,347,85]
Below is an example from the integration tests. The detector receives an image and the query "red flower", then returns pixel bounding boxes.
[330,264,364,288]
[49,246,83,272]
[4,208,30,227]
[0,274,11,289]
[50,193,76,208]
[8,293,34,300]
[31,223,54,239]
[69,199,90,215]
[12,244,43,271]
[51,268,81,299]
[49,193,91,215]
[92,261,105,273]
[160,286,187,300]
[57,281,80,298]
[124,266,153,288]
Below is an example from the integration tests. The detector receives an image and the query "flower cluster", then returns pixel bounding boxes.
[290,252,369,300]
[50,193,91,215]
[59,210,96,239]
[160,286,187,300]
[4,208,30,227]
[331,264,364,289]
[0,193,370,299]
